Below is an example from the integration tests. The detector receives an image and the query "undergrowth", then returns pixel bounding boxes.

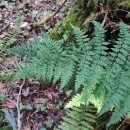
[5,21,130,129]
[0,13,22,58]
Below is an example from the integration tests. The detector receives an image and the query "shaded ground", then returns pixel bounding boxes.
[0,79,71,129]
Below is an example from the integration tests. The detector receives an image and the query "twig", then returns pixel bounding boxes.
[111,9,129,13]
[116,118,127,130]
[102,11,108,26]
[17,80,25,130]
[6,80,25,130]
[7,98,17,106]
[52,0,67,18]
[94,119,108,130]
[6,90,45,97]
[35,0,67,26]
[0,23,10,33]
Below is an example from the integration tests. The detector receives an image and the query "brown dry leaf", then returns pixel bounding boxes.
[28,37,33,41]
[0,82,6,93]
[32,10,39,15]
[52,92,58,98]
[46,92,53,100]
[55,83,60,90]
[47,116,52,122]
[126,12,130,18]
[0,32,7,39]
[23,87,29,97]
[24,126,31,130]
[36,98,48,104]
[2,101,16,109]
[31,108,40,116]
[66,90,73,97]
[47,104,56,109]
[17,3,25,10]
[0,58,5,63]
[4,11,9,18]
[0,13,3,21]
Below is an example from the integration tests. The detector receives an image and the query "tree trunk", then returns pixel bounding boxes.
[51,0,130,41]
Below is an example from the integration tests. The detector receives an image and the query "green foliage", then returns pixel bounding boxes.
[0,93,6,101]
[7,36,39,61]
[51,1,84,41]
[8,21,130,127]
[66,22,130,127]
[0,13,22,58]
[0,65,13,82]
[59,104,97,130]
[1,109,16,130]
[66,92,104,113]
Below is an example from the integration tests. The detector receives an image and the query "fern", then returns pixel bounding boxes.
[0,13,22,58]
[8,21,130,127]
[66,90,104,113]
[7,37,40,61]
[59,104,97,130]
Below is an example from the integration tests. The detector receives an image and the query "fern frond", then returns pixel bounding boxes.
[7,21,130,128]
[7,41,38,61]
[98,23,130,126]
[59,105,97,130]
[66,91,104,113]
[0,13,22,58]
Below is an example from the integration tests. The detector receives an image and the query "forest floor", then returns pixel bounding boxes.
[0,0,72,129]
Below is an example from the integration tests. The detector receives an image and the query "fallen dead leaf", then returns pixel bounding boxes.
[0,82,6,93]
[20,22,29,28]
[0,58,5,63]
[47,116,52,122]
[24,126,31,130]
[17,3,25,10]
[36,98,48,104]
[2,101,16,109]
[23,87,29,97]
[0,32,7,39]
[46,92,53,100]
[32,10,39,15]
[52,92,58,98]
[66,90,73,97]
[31,108,40,116]
[28,37,33,41]
[55,83,60,90]
[0,13,3,21]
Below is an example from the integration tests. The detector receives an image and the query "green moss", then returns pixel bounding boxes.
[83,12,95,29]
[51,0,130,42]
[51,2,84,41]
[117,0,130,8]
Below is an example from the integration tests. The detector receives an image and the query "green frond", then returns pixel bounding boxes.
[65,93,84,108]
[0,14,22,58]
[59,105,97,130]
[6,21,130,128]
[66,91,104,113]
[8,41,38,61]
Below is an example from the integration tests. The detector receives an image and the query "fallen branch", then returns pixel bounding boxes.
[101,11,108,26]
[35,0,67,27]
[7,80,25,130]
[17,80,25,130]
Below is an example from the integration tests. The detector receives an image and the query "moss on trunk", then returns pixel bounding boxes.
[51,0,130,41]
